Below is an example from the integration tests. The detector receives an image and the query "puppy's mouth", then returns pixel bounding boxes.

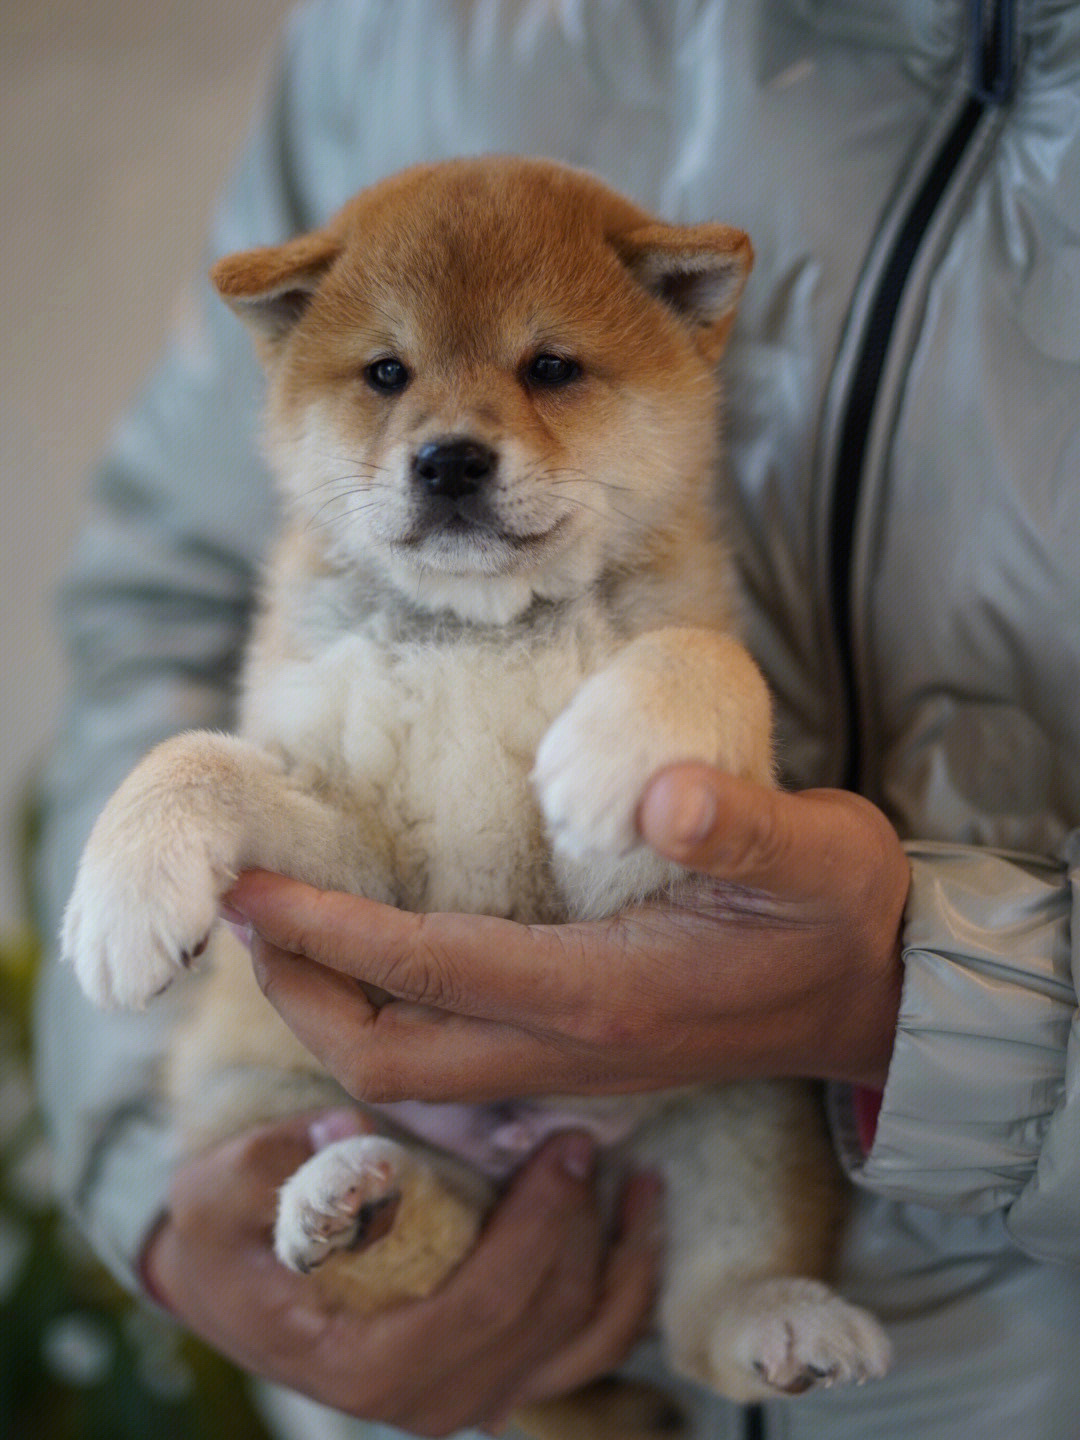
[396,508,568,558]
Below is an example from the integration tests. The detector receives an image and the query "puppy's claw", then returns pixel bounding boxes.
[348,1193,401,1250]
[728,1281,891,1399]
[180,934,211,968]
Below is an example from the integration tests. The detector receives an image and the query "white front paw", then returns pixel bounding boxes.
[533,670,697,862]
[62,796,240,1010]
[533,634,772,872]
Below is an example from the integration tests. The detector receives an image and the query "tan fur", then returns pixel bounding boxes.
[65,158,889,1435]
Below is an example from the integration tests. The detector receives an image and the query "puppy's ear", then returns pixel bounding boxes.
[617,223,752,362]
[210,229,341,353]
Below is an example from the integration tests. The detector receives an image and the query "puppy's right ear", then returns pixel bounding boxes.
[210,229,340,352]
[616,223,752,364]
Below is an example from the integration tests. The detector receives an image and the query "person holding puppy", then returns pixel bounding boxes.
[36,3,1080,1439]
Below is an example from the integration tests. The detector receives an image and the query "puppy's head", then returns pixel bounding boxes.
[213,158,751,619]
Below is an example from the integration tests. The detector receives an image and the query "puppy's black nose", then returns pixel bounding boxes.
[412,439,496,499]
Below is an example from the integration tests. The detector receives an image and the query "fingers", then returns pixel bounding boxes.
[145,1109,382,1369]
[251,936,525,1100]
[241,887,628,1100]
[146,1107,373,1310]
[252,931,638,1101]
[248,935,380,1072]
[450,1132,599,1300]
[512,1170,663,1406]
[146,1123,659,1436]
[229,870,583,1024]
[327,1134,610,1432]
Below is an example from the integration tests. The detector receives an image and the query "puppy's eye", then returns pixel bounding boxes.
[365,357,410,394]
[525,353,581,389]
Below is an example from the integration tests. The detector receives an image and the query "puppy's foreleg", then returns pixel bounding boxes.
[534,627,772,916]
[64,730,391,1010]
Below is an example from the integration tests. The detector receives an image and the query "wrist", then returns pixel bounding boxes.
[838,883,907,1088]
[842,938,903,1090]
[828,821,909,1089]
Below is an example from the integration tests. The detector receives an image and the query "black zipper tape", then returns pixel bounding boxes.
[828,94,983,791]
[972,0,1018,105]
[828,0,1017,792]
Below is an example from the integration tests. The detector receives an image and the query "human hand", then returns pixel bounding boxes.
[142,1114,661,1436]
[227,765,910,1101]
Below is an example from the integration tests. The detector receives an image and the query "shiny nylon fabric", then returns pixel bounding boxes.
[33,2,1080,1436]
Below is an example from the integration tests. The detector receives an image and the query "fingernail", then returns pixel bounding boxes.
[223,919,254,949]
[641,774,717,848]
[557,1131,596,1181]
[309,1108,367,1151]
[219,895,246,924]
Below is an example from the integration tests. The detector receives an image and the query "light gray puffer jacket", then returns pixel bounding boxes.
[34,3,1080,1437]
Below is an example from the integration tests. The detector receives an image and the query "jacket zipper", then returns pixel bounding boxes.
[746,1402,765,1440]
[743,9,1017,1440]
[827,0,1017,794]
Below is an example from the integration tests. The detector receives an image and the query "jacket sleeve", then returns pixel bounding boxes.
[832,837,1080,1266]
[30,6,333,1292]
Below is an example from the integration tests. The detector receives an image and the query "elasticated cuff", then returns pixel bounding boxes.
[835,843,1074,1214]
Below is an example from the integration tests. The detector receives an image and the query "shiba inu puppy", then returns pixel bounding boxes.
[63,157,890,1434]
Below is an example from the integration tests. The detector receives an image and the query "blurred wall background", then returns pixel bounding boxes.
[0,0,294,933]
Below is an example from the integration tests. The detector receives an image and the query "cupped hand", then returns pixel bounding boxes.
[143,1113,661,1436]
[226,765,910,1102]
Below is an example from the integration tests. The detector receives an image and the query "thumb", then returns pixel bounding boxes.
[637,763,825,895]
[229,1107,375,1187]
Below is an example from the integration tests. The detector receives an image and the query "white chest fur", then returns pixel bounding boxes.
[240,609,617,920]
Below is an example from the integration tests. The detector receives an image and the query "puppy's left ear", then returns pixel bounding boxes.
[617,223,752,362]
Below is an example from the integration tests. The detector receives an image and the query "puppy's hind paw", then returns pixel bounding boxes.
[723,1279,891,1399]
[275,1136,407,1275]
